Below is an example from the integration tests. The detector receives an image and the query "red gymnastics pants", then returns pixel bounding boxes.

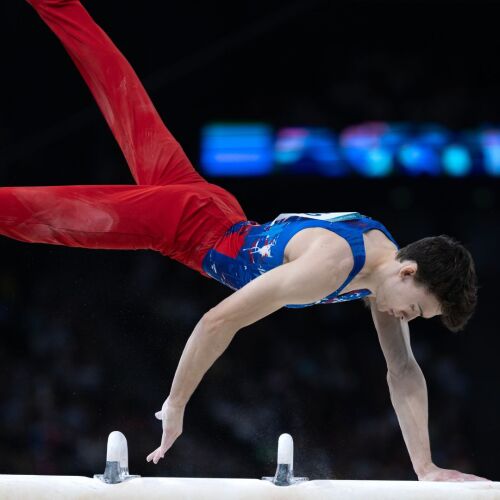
[1,0,247,277]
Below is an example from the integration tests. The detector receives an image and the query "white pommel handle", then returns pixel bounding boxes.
[106,431,128,468]
[277,433,294,467]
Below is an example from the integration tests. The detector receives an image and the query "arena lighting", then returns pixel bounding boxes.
[397,125,449,176]
[339,122,394,177]
[0,431,498,499]
[398,143,441,176]
[200,122,500,177]
[442,144,472,177]
[417,125,451,148]
[274,127,346,176]
[479,129,500,176]
[200,123,274,176]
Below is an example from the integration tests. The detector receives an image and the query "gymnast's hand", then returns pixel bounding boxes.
[146,397,185,464]
[418,463,490,482]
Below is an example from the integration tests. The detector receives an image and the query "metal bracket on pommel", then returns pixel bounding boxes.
[94,431,141,484]
[262,433,309,486]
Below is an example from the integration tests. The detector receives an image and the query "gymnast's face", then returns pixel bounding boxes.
[375,261,442,322]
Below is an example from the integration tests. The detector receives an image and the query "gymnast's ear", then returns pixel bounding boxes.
[397,260,418,276]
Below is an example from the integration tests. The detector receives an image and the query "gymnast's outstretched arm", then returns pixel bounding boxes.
[367,297,489,482]
[146,242,348,464]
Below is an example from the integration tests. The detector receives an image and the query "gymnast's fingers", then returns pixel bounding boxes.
[146,446,161,463]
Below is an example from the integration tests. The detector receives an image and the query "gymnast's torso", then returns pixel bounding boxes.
[201,212,400,308]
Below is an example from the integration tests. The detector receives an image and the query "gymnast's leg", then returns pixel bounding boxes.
[26,0,205,187]
[0,183,245,275]
[0,184,184,252]
[10,0,247,270]
[0,186,158,249]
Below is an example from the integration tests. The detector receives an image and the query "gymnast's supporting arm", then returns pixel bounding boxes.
[147,241,349,465]
[367,298,488,481]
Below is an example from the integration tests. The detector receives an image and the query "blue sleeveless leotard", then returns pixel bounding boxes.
[201,212,400,308]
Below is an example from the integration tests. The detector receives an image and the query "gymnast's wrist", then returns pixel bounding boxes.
[415,461,437,478]
[166,395,187,409]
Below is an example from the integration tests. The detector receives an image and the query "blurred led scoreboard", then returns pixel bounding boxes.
[200,122,500,177]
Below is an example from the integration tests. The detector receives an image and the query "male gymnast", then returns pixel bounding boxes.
[6,0,486,481]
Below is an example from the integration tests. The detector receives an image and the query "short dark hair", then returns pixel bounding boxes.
[396,235,478,332]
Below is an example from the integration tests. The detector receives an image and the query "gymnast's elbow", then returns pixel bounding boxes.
[386,356,420,384]
[201,309,239,343]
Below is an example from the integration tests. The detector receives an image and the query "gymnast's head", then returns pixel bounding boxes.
[372,235,478,332]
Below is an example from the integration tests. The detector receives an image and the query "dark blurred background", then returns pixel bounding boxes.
[0,0,498,481]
